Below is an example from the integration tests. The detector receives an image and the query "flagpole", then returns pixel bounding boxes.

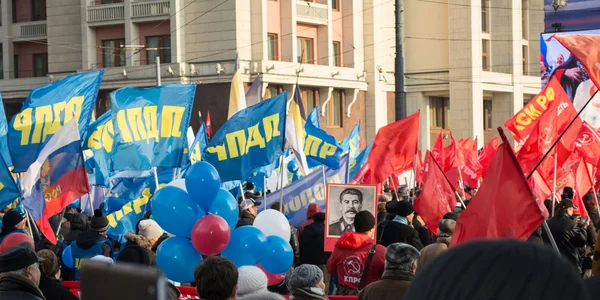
[457,167,468,199]
[55,207,67,240]
[153,167,160,191]
[552,154,558,217]
[389,176,400,200]
[263,175,267,211]
[278,155,285,213]
[322,166,327,195]
[411,153,417,190]
[454,191,467,209]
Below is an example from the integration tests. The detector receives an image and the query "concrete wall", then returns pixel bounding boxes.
[405,0,449,73]
[47,0,82,73]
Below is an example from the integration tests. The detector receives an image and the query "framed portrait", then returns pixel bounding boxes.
[324,183,377,251]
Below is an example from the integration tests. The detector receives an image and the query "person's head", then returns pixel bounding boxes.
[396,200,415,223]
[90,209,109,236]
[117,243,153,266]
[560,199,577,216]
[399,186,408,196]
[354,211,376,238]
[65,203,81,214]
[245,182,255,192]
[540,60,548,73]
[241,199,260,216]
[36,249,61,279]
[236,266,268,297]
[288,264,325,292]
[583,192,594,204]
[378,193,392,203]
[194,256,238,300]
[312,212,325,224]
[385,243,420,274]
[437,219,456,242]
[305,203,322,220]
[442,212,459,221]
[2,209,26,233]
[562,187,574,201]
[339,188,363,224]
[385,201,397,216]
[0,243,43,286]
[137,219,164,246]
[270,202,281,212]
[556,54,565,66]
[405,240,590,300]
[377,202,386,214]
[90,255,114,264]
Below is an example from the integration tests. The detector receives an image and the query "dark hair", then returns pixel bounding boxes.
[270,202,281,211]
[194,256,238,300]
[340,188,363,203]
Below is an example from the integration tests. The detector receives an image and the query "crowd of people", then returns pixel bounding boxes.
[0,183,599,300]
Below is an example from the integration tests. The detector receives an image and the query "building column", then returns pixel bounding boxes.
[81,2,97,69]
[124,0,139,66]
[1,0,12,79]
[281,0,296,63]
[317,0,332,66]
[250,0,267,62]
[342,0,363,69]
[407,92,429,152]
[363,0,388,141]
[170,0,185,63]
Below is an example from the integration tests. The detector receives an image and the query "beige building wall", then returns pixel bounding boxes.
[47,0,82,74]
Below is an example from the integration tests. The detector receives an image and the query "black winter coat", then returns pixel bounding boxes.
[0,274,46,300]
[235,211,256,228]
[376,218,423,250]
[38,277,78,300]
[298,219,328,265]
[542,212,588,271]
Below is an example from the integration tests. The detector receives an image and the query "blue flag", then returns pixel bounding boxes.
[349,142,373,181]
[82,112,114,187]
[0,95,12,167]
[307,107,320,128]
[189,122,208,165]
[340,122,361,161]
[110,83,196,171]
[261,154,349,227]
[304,113,344,169]
[0,155,20,210]
[204,92,287,182]
[8,70,104,172]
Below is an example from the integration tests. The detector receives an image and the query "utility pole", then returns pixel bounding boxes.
[395,0,406,120]
[155,56,161,86]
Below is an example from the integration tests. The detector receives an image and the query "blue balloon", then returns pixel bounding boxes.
[287,160,299,173]
[260,236,293,274]
[62,245,73,268]
[186,162,221,211]
[221,226,267,267]
[156,237,202,283]
[152,186,203,237]
[209,189,239,230]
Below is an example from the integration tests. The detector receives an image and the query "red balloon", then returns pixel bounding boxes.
[0,233,35,254]
[191,215,230,256]
[257,264,285,286]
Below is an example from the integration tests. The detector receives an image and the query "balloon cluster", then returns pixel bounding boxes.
[152,162,294,282]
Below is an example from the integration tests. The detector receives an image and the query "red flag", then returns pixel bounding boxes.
[528,170,552,209]
[431,131,445,169]
[573,159,593,217]
[415,151,424,184]
[478,137,499,176]
[353,111,420,184]
[414,151,457,233]
[206,111,212,140]
[450,136,547,247]
[575,121,600,166]
[457,137,483,187]
[443,131,457,172]
[552,34,600,90]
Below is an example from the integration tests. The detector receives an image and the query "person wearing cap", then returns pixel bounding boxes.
[36,249,78,300]
[0,243,45,300]
[0,209,27,244]
[69,209,113,280]
[542,199,588,273]
[244,182,262,201]
[236,198,261,229]
[376,200,422,250]
[287,264,327,300]
[136,219,165,250]
[417,219,456,270]
[327,211,386,295]
[357,243,419,300]
[236,266,284,300]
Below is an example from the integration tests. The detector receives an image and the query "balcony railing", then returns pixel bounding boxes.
[132,0,170,18]
[296,0,328,25]
[11,21,47,39]
[87,3,125,23]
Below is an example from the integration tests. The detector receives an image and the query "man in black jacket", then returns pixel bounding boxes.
[235,199,260,228]
[542,199,588,273]
[298,212,330,292]
[376,200,423,250]
[0,243,45,300]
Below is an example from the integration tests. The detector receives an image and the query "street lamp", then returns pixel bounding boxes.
[551,0,567,12]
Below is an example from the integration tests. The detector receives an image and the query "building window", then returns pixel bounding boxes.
[481,0,488,32]
[301,88,317,114]
[483,99,492,130]
[297,37,314,64]
[13,55,18,79]
[522,45,528,75]
[332,0,340,10]
[32,0,46,21]
[268,33,278,61]
[11,0,16,23]
[429,97,448,129]
[482,39,489,71]
[333,41,341,67]
[146,35,171,65]
[266,85,283,99]
[0,46,3,80]
[102,39,125,68]
[33,53,48,77]
[326,90,343,127]
[101,0,124,3]
[522,0,528,39]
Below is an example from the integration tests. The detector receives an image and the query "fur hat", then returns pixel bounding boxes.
[385,243,420,271]
[437,219,456,237]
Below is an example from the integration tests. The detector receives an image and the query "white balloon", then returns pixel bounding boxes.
[253,209,291,242]
[168,178,187,192]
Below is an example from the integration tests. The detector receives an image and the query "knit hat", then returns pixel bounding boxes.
[2,209,25,231]
[396,200,414,217]
[437,219,456,237]
[442,212,459,221]
[385,243,420,271]
[37,249,60,278]
[137,219,164,241]
[237,266,268,297]
[354,211,375,233]
[90,209,109,232]
[405,240,590,300]
[90,255,114,264]
[287,264,323,288]
[385,201,397,214]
